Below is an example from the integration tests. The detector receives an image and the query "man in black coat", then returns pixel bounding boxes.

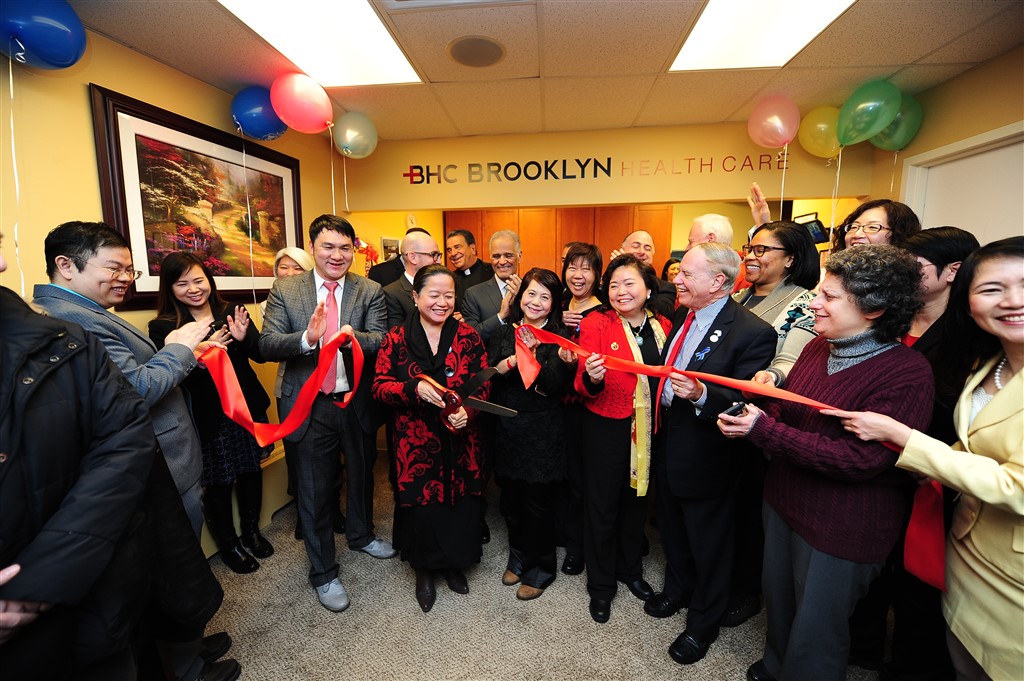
[645,242,776,667]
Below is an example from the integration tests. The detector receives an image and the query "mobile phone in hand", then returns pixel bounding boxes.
[721,401,747,417]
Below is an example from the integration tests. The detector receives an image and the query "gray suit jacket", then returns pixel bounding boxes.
[462,277,505,342]
[383,275,414,331]
[31,284,203,497]
[259,270,386,439]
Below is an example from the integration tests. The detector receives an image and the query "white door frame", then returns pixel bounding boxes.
[901,121,1024,213]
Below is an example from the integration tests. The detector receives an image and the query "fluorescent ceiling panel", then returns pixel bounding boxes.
[218,0,420,86]
[671,0,856,71]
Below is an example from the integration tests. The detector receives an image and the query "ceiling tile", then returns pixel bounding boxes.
[387,4,539,82]
[433,79,542,136]
[544,75,656,131]
[917,4,1024,65]
[327,84,459,140]
[888,63,978,95]
[637,70,778,126]
[539,0,702,77]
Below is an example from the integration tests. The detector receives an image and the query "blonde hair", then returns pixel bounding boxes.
[273,247,314,275]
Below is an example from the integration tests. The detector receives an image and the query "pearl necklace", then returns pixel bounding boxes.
[994,355,1009,390]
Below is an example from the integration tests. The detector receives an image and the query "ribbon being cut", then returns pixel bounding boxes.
[201,329,362,447]
[513,324,946,591]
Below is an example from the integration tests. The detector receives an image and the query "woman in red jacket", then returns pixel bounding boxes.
[575,254,672,623]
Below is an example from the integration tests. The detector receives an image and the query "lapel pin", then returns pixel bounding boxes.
[695,347,711,360]
[610,341,620,351]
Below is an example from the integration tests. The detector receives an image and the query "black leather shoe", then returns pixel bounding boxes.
[621,578,655,601]
[415,569,436,613]
[747,660,778,681]
[441,569,469,594]
[644,592,684,618]
[240,529,274,559]
[722,594,761,627]
[219,542,259,574]
[199,632,232,663]
[668,630,717,665]
[198,658,241,681]
[333,510,346,534]
[561,554,584,575]
[589,598,611,624]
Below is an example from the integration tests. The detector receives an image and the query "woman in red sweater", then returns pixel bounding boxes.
[574,254,672,623]
[717,245,934,681]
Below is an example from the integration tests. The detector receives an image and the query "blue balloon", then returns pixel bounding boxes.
[0,0,86,69]
[231,86,288,141]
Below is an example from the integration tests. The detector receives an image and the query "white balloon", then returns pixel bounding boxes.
[333,111,378,159]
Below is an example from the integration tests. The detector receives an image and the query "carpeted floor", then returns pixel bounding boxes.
[206,456,879,680]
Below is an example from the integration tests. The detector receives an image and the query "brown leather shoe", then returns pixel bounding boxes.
[516,584,544,601]
[501,569,520,586]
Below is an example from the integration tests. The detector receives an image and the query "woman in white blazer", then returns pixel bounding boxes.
[825,236,1023,681]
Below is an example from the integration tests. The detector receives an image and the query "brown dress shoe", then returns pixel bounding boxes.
[501,569,521,586]
[516,584,544,601]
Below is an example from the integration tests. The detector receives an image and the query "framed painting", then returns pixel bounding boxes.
[381,237,400,263]
[90,84,302,309]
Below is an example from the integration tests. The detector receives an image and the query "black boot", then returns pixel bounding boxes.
[204,484,259,574]
[237,473,273,559]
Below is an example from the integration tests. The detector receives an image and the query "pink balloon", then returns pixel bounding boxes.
[747,95,801,148]
[270,73,332,134]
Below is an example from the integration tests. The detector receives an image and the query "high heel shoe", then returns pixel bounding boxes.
[415,569,436,612]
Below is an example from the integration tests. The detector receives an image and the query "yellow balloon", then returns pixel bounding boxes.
[798,106,841,159]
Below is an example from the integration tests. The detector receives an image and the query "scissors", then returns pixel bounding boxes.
[415,367,518,433]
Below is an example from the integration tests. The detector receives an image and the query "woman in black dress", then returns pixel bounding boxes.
[150,252,272,574]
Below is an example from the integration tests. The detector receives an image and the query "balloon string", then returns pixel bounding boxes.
[889,151,899,196]
[830,146,844,234]
[5,51,25,296]
[343,156,350,214]
[778,143,788,215]
[234,124,259,315]
[327,123,336,215]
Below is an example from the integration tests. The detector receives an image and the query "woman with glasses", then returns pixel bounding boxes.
[150,252,273,574]
[833,199,921,251]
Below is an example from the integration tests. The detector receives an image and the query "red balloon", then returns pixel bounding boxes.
[270,73,332,134]
[748,95,800,149]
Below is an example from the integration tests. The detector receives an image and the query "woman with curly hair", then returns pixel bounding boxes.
[717,245,935,681]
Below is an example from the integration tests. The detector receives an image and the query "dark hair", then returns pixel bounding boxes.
[406,227,430,236]
[825,245,923,342]
[833,199,921,251]
[939,236,1024,392]
[600,254,660,311]
[445,229,476,246]
[309,214,356,245]
[412,263,455,294]
[154,252,226,328]
[901,226,980,272]
[561,242,603,298]
[750,221,820,290]
[508,268,564,328]
[44,221,128,279]
[660,258,680,281]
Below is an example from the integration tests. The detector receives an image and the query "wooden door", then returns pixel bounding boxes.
[634,204,673,272]
[518,208,556,275]
[594,205,633,269]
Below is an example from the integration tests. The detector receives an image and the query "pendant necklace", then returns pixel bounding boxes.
[630,315,648,346]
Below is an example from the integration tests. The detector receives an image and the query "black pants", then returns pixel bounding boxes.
[558,403,586,561]
[500,478,560,589]
[581,410,648,600]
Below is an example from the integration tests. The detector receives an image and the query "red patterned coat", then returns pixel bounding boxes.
[372,321,489,508]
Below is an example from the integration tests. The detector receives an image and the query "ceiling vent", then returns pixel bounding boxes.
[447,35,505,68]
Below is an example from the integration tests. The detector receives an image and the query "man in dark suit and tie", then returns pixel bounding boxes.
[259,214,391,613]
[461,230,522,343]
[382,231,442,329]
[644,242,776,666]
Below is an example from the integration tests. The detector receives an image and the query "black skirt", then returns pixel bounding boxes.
[394,495,483,570]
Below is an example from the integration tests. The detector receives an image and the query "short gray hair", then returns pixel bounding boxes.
[693,214,734,243]
[489,229,521,253]
[693,242,740,290]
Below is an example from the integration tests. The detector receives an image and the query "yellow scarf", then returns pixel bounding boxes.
[619,311,666,496]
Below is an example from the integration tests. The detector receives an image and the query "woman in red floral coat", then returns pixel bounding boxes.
[372,264,489,613]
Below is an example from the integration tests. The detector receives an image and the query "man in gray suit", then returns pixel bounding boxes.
[382,231,441,329]
[461,229,522,343]
[32,222,211,537]
[259,214,392,612]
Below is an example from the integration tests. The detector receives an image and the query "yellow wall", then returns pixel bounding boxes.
[870,45,1024,199]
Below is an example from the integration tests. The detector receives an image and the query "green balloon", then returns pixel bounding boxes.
[837,80,902,146]
[870,95,924,151]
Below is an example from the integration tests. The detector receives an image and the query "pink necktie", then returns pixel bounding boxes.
[321,281,339,394]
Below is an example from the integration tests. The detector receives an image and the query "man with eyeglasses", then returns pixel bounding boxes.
[383,231,442,329]
[368,226,433,287]
[31,221,240,681]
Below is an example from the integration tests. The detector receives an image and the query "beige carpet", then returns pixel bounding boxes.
[207,456,879,681]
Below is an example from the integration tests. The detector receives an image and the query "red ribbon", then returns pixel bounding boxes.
[200,331,362,447]
[904,480,947,591]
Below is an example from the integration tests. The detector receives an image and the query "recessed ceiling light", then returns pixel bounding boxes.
[670,0,856,71]
[217,0,420,87]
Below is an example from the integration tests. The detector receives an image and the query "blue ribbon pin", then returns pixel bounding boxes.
[694,347,711,361]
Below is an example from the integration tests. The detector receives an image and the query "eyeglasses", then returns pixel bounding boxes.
[741,244,788,257]
[85,261,143,280]
[407,251,442,261]
[843,222,890,235]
